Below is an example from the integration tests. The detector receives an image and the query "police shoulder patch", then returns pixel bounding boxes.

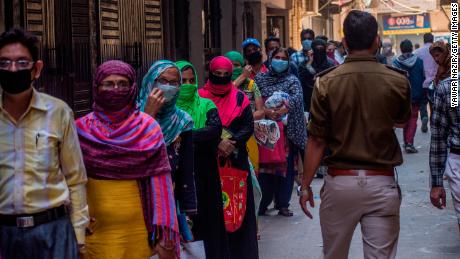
[314,65,338,80]
[384,65,408,77]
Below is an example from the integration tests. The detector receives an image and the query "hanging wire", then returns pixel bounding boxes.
[380,0,424,15]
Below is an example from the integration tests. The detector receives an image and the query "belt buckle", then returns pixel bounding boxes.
[16,216,34,228]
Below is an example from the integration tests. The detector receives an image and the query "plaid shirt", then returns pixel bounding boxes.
[290,51,309,69]
[429,77,460,187]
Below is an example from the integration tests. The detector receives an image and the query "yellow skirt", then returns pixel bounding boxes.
[83,178,153,259]
[247,136,259,172]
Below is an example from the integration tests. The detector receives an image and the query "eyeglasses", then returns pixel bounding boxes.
[0,59,35,71]
[156,78,180,87]
[99,80,131,89]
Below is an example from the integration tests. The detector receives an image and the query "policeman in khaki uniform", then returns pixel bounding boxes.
[299,11,411,259]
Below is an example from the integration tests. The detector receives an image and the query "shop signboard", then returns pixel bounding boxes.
[383,13,431,35]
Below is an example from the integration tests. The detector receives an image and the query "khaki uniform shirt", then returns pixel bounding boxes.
[0,89,89,244]
[307,56,411,169]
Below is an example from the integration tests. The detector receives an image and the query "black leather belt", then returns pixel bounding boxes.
[451,148,460,155]
[0,205,68,228]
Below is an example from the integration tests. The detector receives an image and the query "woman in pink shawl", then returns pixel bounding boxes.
[199,56,259,259]
[76,60,179,259]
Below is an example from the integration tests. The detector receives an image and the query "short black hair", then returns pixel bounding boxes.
[316,35,328,42]
[423,33,434,44]
[270,47,290,62]
[343,10,378,51]
[264,36,281,49]
[400,39,413,53]
[0,28,40,61]
[300,29,315,41]
[327,41,338,47]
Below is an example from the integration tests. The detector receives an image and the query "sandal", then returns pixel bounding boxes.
[278,207,293,217]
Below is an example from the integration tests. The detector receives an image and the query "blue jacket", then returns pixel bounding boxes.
[393,53,426,102]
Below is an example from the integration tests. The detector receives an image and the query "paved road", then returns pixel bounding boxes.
[259,126,460,259]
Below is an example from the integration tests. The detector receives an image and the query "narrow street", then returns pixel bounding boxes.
[259,123,460,259]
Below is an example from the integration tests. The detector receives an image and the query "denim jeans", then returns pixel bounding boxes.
[419,91,429,121]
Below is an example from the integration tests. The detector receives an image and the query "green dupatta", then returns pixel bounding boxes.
[175,61,216,129]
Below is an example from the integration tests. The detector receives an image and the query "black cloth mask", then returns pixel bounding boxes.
[311,39,328,69]
[209,72,232,85]
[245,51,263,66]
[0,69,33,94]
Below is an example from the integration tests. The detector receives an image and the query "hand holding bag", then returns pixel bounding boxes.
[218,159,248,232]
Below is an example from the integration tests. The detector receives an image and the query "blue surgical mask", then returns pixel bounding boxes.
[271,59,289,73]
[156,83,179,103]
[302,40,312,51]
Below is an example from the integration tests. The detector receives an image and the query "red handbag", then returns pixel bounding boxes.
[219,160,248,232]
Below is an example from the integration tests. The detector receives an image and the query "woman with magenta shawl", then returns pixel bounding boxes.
[76,60,179,259]
[199,56,258,259]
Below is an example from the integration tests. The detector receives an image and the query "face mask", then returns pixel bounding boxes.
[0,69,33,95]
[232,67,243,81]
[96,87,133,111]
[209,72,232,85]
[271,59,289,73]
[245,51,262,65]
[156,83,180,103]
[178,84,197,101]
[302,40,312,51]
[313,48,327,65]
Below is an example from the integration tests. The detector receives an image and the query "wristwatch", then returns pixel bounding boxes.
[297,186,311,197]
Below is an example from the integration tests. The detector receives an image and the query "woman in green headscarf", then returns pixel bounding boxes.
[175,61,230,259]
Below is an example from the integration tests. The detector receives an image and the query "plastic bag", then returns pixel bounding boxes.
[254,119,280,150]
[265,91,289,123]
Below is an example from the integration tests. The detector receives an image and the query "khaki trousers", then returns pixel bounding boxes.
[319,172,401,259]
[445,153,460,223]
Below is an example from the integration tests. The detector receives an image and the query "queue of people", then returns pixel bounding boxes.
[0,10,458,259]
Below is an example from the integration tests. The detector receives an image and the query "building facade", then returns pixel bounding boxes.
[0,0,331,116]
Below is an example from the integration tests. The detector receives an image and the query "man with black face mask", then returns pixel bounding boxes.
[0,28,88,259]
[297,38,335,112]
[242,38,267,79]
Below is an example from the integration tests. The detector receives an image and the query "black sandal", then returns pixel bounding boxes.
[278,207,293,217]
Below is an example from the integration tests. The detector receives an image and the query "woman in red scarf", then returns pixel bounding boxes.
[76,60,178,259]
[199,56,259,259]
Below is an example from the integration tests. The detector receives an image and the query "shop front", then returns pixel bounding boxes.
[381,13,432,55]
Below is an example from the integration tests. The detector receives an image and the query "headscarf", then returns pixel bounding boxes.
[198,56,250,127]
[138,60,193,145]
[176,60,217,129]
[75,60,179,255]
[255,55,307,150]
[224,51,246,82]
[430,41,451,85]
[312,39,330,69]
